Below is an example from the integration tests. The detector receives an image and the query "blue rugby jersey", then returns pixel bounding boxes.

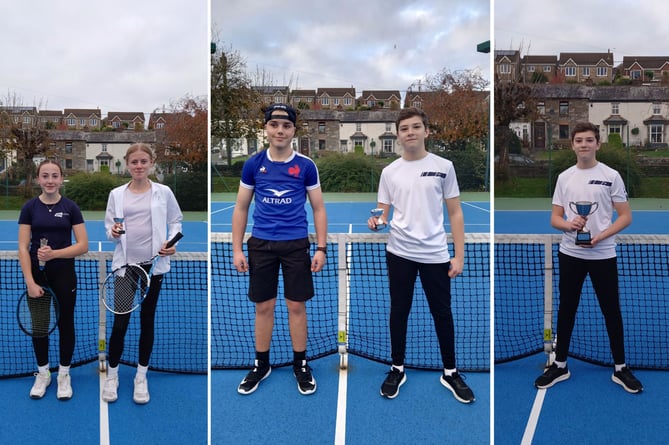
[240,149,320,241]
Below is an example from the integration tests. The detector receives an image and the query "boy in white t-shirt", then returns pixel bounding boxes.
[368,107,474,403]
[534,122,642,393]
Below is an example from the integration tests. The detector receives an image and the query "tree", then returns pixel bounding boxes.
[420,68,490,149]
[211,40,261,165]
[154,94,208,172]
[494,81,535,180]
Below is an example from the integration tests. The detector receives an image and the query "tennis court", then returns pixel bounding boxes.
[494,201,669,444]
[211,193,491,444]
[0,216,207,444]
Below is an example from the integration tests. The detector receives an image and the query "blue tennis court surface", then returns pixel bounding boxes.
[212,200,490,233]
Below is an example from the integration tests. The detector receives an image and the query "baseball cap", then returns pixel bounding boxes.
[264,103,297,125]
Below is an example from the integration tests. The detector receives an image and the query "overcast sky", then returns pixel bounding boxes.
[213,0,490,97]
[1,0,208,115]
[495,1,669,65]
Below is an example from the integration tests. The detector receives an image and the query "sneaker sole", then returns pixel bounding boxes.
[380,373,407,399]
[440,376,475,403]
[535,370,571,389]
[57,392,73,401]
[611,374,642,394]
[237,367,272,395]
[134,396,150,404]
[297,380,317,395]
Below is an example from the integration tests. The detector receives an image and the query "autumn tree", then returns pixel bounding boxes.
[494,81,535,180]
[154,94,208,173]
[211,40,261,165]
[420,68,490,150]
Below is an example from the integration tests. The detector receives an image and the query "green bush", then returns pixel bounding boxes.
[162,171,207,211]
[63,172,124,210]
[316,153,380,192]
[438,147,488,191]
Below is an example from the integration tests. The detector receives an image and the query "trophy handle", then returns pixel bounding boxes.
[568,202,577,214]
[589,202,598,215]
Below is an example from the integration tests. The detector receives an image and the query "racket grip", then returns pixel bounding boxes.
[39,238,48,270]
[166,232,183,248]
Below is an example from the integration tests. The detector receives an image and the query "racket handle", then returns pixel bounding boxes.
[166,232,183,248]
[39,238,48,270]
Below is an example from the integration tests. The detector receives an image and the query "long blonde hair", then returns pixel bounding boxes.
[124,143,155,163]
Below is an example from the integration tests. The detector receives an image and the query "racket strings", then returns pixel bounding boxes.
[19,290,58,337]
[103,265,149,314]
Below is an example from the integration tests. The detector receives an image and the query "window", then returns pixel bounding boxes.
[318,140,326,150]
[499,64,511,74]
[65,159,72,169]
[65,143,72,154]
[544,65,552,72]
[367,100,375,107]
[67,118,76,126]
[653,103,661,114]
[582,67,590,76]
[597,67,607,77]
[608,125,621,135]
[100,159,109,167]
[353,139,364,151]
[527,65,535,72]
[412,101,421,108]
[559,101,569,116]
[156,122,165,129]
[318,122,325,134]
[90,119,98,126]
[631,70,642,79]
[80,119,86,126]
[355,123,362,132]
[564,66,576,77]
[102,144,108,152]
[112,121,120,128]
[383,139,394,153]
[334,98,340,106]
[344,97,352,106]
[650,124,663,143]
[537,102,545,114]
[23,116,31,124]
[340,140,347,152]
[321,97,329,106]
[385,123,392,132]
[559,124,570,139]
[611,103,619,114]
[86,159,94,172]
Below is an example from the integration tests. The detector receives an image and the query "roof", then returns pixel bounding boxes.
[530,84,669,102]
[559,52,614,65]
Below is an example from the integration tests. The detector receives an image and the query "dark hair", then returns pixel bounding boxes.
[395,107,429,131]
[36,159,63,176]
[570,122,600,143]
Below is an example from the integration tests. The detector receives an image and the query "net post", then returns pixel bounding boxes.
[543,237,555,368]
[336,233,349,369]
[98,252,108,373]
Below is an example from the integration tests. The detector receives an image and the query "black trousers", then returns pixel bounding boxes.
[555,252,626,364]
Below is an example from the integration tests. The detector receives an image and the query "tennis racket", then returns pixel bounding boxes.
[17,286,60,338]
[101,232,183,314]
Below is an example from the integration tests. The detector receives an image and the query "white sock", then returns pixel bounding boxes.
[443,368,457,377]
[38,364,50,375]
[107,365,119,378]
[58,364,70,376]
[615,363,626,372]
[136,364,148,379]
[554,360,567,369]
[391,364,404,373]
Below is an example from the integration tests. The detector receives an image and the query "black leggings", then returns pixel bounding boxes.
[555,252,626,364]
[107,273,164,367]
[386,251,456,369]
[32,263,77,367]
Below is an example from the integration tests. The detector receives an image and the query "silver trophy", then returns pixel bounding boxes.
[39,238,48,270]
[113,217,125,234]
[568,201,599,245]
[371,208,386,230]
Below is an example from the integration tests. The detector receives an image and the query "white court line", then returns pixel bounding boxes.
[521,389,547,445]
[462,201,491,213]
[100,374,110,445]
[334,365,348,445]
[211,204,236,215]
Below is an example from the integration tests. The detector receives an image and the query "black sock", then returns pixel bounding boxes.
[293,350,306,368]
[256,350,270,368]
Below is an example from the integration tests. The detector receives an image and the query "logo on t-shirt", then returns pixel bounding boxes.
[420,171,446,178]
[288,164,301,177]
[262,188,293,204]
[588,180,612,186]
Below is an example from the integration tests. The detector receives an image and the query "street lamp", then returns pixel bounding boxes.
[370,138,376,156]
[115,159,121,175]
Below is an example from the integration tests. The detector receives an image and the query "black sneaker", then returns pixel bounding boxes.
[612,367,643,394]
[294,362,317,395]
[440,372,475,403]
[380,367,406,399]
[237,361,271,395]
[534,363,570,389]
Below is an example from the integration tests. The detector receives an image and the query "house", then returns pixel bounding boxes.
[290,90,316,109]
[254,86,290,105]
[106,112,145,130]
[0,106,38,127]
[620,56,669,83]
[494,50,521,82]
[63,108,102,130]
[39,110,64,129]
[558,52,614,84]
[521,55,558,83]
[314,88,356,110]
[358,90,402,110]
[148,112,168,130]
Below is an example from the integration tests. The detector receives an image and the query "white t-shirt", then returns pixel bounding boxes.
[378,152,460,263]
[553,161,628,259]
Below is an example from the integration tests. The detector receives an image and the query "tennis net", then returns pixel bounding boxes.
[0,250,207,378]
[495,234,669,369]
[211,232,490,371]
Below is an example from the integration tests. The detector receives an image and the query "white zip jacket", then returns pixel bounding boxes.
[105,180,183,274]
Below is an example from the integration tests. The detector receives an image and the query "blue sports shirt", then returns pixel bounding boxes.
[240,149,320,241]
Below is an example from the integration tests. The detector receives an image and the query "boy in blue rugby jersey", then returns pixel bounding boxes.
[232,103,327,395]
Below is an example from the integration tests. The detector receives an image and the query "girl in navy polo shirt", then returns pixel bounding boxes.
[18,160,89,400]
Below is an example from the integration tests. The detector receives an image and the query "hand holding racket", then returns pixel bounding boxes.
[102,232,183,315]
[17,286,59,338]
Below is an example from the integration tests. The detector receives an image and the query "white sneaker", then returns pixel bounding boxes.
[57,373,73,400]
[102,375,119,403]
[30,371,51,399]
[133,376,150,404]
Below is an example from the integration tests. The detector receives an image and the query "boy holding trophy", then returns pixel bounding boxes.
[534,122,642,393]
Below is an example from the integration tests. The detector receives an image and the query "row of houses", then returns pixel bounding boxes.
[495,50,669,84]
[0,106,170,131]
[509,85,669,150]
